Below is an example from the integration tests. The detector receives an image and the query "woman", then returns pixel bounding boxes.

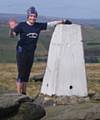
[8,6,72,95]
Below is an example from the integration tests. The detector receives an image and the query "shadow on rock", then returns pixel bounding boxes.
[0,93,46,120]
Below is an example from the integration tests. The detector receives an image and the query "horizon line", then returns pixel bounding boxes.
[0,12,100,20]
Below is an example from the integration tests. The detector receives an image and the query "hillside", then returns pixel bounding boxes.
[0,13,100,63]
[0,24,100,63]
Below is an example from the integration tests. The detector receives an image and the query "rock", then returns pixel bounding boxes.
[91,93,100,101]
[42,102,100,120]
[54,96,90,105]
[35,95,90,106]
[0,93,20,118]
[88,90,96,98]
[32,74,44,81]
[9,102,46,120]
[0,93,46,120]
[34,95,45,106]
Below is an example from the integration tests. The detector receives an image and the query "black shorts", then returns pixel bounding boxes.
[16,46,35,82]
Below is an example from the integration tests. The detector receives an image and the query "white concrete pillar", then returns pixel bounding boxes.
[41,24,88,97]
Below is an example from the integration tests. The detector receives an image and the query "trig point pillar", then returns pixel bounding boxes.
[41,24,88,97]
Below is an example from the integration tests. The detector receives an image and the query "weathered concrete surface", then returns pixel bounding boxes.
[0,93,46,120]
[41,24,87,97]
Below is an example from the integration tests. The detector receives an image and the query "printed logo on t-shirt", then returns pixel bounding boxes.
[26,33,38,38]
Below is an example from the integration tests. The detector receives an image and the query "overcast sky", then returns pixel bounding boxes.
[0,0,100,19]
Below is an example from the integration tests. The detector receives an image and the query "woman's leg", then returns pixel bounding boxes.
[16,81,27,95]
[16,46,34,94]
[21,51,34,94]
[16,46,27,94]
[16,81,23,94]
[22,82,27,95]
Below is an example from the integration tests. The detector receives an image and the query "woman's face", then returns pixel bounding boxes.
[27,13,37,24]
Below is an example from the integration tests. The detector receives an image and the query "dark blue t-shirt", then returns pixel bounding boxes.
[14,22,47,51]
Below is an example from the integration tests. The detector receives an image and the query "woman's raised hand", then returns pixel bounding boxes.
[8,19,17,29]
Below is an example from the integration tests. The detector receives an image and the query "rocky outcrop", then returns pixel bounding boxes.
[0,93,46,120]
[0,92,100,120]
[35,94,100,120]
[42,102,100,120]
[34,94,90,106]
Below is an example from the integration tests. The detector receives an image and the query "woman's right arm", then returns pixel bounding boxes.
[47,19,72,28]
